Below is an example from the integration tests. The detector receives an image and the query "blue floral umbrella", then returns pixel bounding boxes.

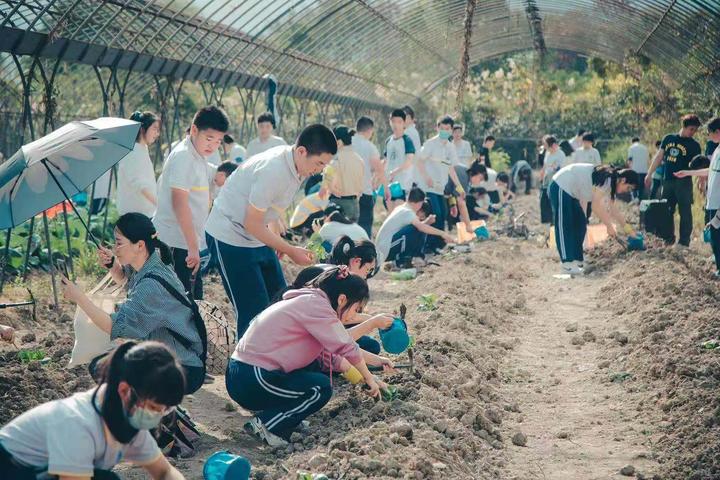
[0,117,140,243]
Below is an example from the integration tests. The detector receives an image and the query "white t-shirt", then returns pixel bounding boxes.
[418,136,460,194]
[116,142,157,217]
[552,163,599,203]
[246,135,287,159]
[405,125,422,187]
[207,150,222,167]
[228,144,247,163]
[476,167,499,192]
[375,204,417,264]
[153,137,210,250]
[351,135,381,195]
[453,139,473,165]
[318,221,369,246]
[571,147,601,166]
[385,134,416,190]
[543,149,566,186]
[0,388,160,478]
[205,145,302,248]
[628,142,650,173]
[570,137,583,151]
[705,146,720,210]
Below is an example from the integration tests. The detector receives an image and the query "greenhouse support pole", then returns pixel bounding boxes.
[42,212,59,309]
[0,229,11,294]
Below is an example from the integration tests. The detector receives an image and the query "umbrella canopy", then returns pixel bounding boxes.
[0,117,140,230]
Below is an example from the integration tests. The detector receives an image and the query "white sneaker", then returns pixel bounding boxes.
[244,417,288,447]
[561,262,583,276]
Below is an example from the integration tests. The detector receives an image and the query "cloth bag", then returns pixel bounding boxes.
[68,272,125,367]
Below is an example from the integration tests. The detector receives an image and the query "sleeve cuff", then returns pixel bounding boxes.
[711,215,720,229]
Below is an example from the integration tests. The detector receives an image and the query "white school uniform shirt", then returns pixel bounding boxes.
[318,221,369,246]
[404,124,422,187]
[384,134,416,190]
[552,163,604,203]
[207,150,222,166]
[153,137,210,250]
[453,139,473,165]
[116,142,157,217]
[0,388,160,478]
[374,204,418,265]
[205,145,302,248]
[351,135,381,195]
[246,135,287,159]
[571,147,601,166]
[570,137,583,151]
[705,146,720,211]
[628,142,650,173]
[229,144,247,163]
[542,149,566,187]
[418,135,460,194]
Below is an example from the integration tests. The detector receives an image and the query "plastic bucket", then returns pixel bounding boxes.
[203,451,251,480]
[704,227,712,244]
[474,225,490,239]
[378,182,404,200]
[379,318,410,354]
[627,233,645,251]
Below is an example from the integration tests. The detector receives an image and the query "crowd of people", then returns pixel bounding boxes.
[3,100,720,478]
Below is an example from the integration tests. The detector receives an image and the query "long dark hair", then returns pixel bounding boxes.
[92,341,185,443]
[559,140,574,157]
[591,165,638,200]
[129,111,159,143]
[310,266,369,317]
[115,213,172,265]
[330,236,377,271]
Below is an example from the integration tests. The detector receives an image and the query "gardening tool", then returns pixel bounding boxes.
[0,288,36,321]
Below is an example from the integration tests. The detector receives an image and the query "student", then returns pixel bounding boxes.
[62,213,206,394]
[495,172,515,204]
[650,140,664,199]
[205,124,336,335]
[569,128,586,151]
[452,124,473,165]
[375,187,454,267]
[416,115,471,253]
[223,134,247,163]
[153,106,229,300]
[570,132,601,165]
[0,341,186,480]
[209,161,238,202]
[315,207,369,247]
[351,116,389,236]
[246,112,287,158]
[475,164,502,204]
[558,140,574,165]
[627,137,650,200]
[673,117,720,276]
[402,105,423,155]
[540,135,564,224]
[477,135,496,168]
[645,114,702,246]
[325,125,365,222]
[384,109,417,209]
[510,160,533,194]
[467,187,491,220]
[117,111,160,218]
[549,164,638,274]
[225,267,388,446]
[289,189,331,238]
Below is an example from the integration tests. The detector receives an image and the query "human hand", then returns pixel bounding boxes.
[0,325,15,342]
[60,275,84,303]
[465,223,475,235]
[606,225,618,238]
[98,245,114,269]
[444,233,455,244]
[312,218,322,233]
[186,247,200,275]
[365,376,381,398]
[424,214,436,225]
[287,246,315,266]
[371,314,394,330]
[673,171,690,179]
[644,175,652,189]
[384,187,392,203]
[377,357,396,374]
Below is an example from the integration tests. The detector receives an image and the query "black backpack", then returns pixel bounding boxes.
[144,274,208,373]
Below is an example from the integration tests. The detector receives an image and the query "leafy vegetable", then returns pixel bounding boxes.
[18,349,46,363]
[701,339,719,350]
[306,233,328,262]
[381,385,399,402]
[418,294,439,311]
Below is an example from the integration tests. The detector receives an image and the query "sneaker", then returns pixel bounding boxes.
[713,271,720,280]
[244,417,288,447]
[561,262,583,276]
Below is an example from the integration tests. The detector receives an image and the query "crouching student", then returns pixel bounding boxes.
[375,187,455,268]
[225,267,388,446]
[510,160,533,194]
[467,187,491,220]
[314,206,369,249]
[549,164,638,275]
[0,341,186,480]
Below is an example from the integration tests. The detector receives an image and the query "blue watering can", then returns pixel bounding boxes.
[203,451,251,480]
[379,317,410,354]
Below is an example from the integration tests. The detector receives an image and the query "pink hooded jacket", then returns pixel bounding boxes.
[231,288,362,373]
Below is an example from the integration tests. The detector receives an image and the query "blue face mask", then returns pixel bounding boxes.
[438,130,452,141]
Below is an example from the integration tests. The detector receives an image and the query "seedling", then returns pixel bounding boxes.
[701,339,719,350]
[18,348,46,363]
[418,294,438,312]
[306,233,328,262]
[609,371,632,383]
[381,385,399,402]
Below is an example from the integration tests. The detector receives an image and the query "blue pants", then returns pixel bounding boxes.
[387,224,427,266]
[357,335,381,354]
[549,181,586,263]
[425,193,447,252]
[207,233,287,336]
[226,359,332,436]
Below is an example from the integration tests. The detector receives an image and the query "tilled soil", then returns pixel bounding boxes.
[0,194,718,479]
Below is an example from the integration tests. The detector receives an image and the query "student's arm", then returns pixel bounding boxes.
[370,153,390,201]
[447,168,473,232]
[170,189,200,274]
[361,350,394,369]
[645,148,664,187]
[590,189,619,237]
[411,217,454,243]
[60,277,112,333]
[416,152,433,188]
[347,314,394,340]
[140,188,157,206]
[144,456,185,480]
[244,205,313,266]
[389,153,415,180]
[674,168,709,178]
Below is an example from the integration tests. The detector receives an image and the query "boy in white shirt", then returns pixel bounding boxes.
[571,132,602,165]
[385,109,416,210]
[452,124,473,165]
[223,134,247,163]
[627,136,649,200]
[154,105,229,299]
[246,112,287,158]
[540,135,565,224]
[352,116,389,236]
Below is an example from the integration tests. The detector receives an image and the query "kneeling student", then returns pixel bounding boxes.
[0,342,187,480]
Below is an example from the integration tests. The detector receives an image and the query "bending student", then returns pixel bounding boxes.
[0,341,186,480]
[549,164,638,275]
[225,267,387,447]
[205,124,337,336]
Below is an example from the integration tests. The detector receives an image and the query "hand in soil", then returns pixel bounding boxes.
[0,324,15,342]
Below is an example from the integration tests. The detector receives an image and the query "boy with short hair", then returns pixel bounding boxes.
[375,187,455,268]
[569,128,586,151]
[154,105,229,299]
[571,132,602,165]
[452,124,473,165]
[385,109,416,210]
[205,124,337,335]
[467,187,491,220]
[352,116,389,236]
[627,136,649,200]
[477,135,496,168]
[246,112,287,158]
[214,161,237,188]
[645,114,702,246]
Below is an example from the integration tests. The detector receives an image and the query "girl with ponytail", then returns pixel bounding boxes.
[62,213,206,394]
[549,163,639,275]
[0,341,186,480]
[117,111,161,217]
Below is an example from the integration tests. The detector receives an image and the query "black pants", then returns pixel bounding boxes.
[662,178,693,246]
[540,187,553,224]
[634,173,647,200]
[650,178,663,199]
[424,193,447,252]
[0,444,121,480]
[706,210,720,272]
[488,190,501,204]
[170,247,203,300]
[358,194,375,237]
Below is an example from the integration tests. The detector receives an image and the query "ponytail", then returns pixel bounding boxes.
[592,165,639,200]
[330,236,377,271]
[129,111,159,143]
[93,341,185,444]
[115,213,173,265]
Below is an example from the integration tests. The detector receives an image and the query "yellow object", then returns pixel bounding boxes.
[342,366,363,384]
[548,224,610,249]
[456,186,466,196]
[289,192,329,229]
[623,223,634,235]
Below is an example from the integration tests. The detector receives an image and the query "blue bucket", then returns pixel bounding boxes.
[475,225,490,239]
[377,182,404,200]
[627,233,645,251]
[203,451,251,480]
[704,227,712,244]
[379,318,410,354]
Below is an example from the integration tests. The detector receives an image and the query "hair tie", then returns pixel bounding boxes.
[336,265,350,279]
[342,243,351,254]
[151,232,158,239]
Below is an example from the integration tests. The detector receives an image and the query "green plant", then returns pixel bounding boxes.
[18,349,46,363]
[418,293,438,311]
[701,339,719,350]
[306,233,328,262]
[610,371,633,383]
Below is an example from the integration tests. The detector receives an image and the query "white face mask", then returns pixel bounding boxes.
[127,405,165,430]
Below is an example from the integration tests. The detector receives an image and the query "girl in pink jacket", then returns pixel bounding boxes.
[226,266,386,446]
